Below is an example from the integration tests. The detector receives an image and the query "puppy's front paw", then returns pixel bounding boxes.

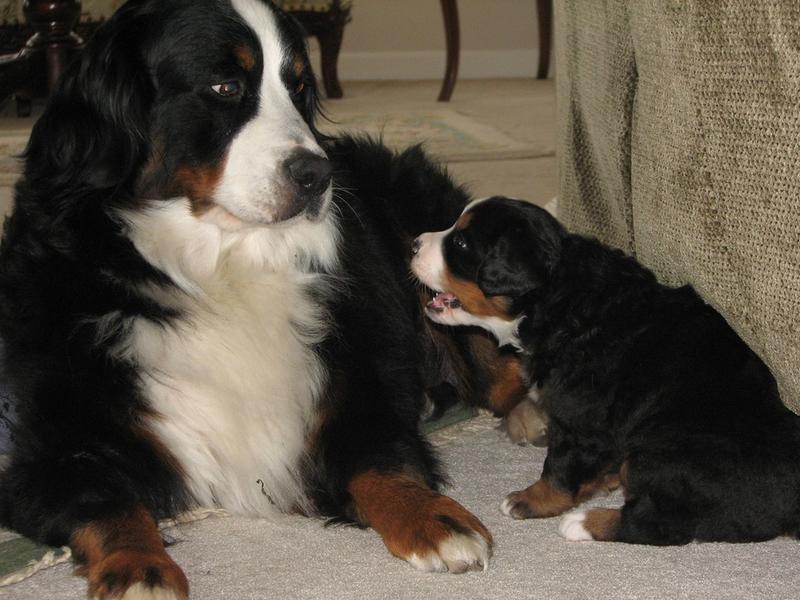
[500,479,575,519]
[559,508,620,542]
[558,511,593,541]
[500,490,539,520]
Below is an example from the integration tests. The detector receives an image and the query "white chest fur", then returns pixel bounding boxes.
[116,201,339,516]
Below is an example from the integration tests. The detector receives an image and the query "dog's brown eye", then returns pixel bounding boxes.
[212,80,243,97]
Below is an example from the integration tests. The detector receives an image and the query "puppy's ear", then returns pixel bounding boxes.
[477,237,542,298]
[23,5,153,196]
[477,214,564,299]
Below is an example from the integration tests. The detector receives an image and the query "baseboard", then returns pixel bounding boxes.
[308,48,542,81]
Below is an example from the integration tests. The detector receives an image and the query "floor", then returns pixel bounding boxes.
[0,78,557,220]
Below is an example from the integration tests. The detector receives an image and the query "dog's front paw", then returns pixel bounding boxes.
[349,471,492,574]
[399,495,492,573]
[85,549,189,600]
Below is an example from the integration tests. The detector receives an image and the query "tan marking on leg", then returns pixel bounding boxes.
[487,354,528,415]
[348,470,492,571]
[72,507,188,599]
[577,468,621,502]
[583,508,621,541]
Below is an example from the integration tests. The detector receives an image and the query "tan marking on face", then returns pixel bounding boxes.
[442,270,513,320]
[234,45,257,71]
[175,160,228,216]
[583,508,621,541]
[454,211,473,230]
[71,506,189,599]
[348,470,492,561]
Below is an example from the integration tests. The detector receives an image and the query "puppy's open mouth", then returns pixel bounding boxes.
[427,291,462,313]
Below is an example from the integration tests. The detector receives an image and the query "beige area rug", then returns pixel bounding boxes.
[320,110,554,163]
[5,412,800,599]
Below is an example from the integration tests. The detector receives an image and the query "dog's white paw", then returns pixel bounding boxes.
[97,582,187,600]
[407,530,491,574]
[558,511,593,542]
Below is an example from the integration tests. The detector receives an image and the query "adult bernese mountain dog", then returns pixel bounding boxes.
[411,196,800,546]
[0,1,533,597]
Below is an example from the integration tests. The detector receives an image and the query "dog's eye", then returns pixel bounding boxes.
[451,232,468,251]
[211,80,243,97]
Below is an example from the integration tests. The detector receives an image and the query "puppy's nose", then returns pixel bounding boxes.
[284,150,332,197]
[411,237,422,256]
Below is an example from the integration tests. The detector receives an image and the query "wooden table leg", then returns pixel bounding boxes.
[536,0,552,79]
[0,0,83,116]
[437,0,460,102]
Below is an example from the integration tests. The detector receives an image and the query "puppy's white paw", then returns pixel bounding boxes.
[408,530,491,574]
[559,511,593,542]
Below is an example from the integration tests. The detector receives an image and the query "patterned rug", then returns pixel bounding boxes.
[0,109,553,187]
[320,110,552,163]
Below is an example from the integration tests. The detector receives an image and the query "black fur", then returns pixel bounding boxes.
[0,0,493,559]
[448,197,800,544]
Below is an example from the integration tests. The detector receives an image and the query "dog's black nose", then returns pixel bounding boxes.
[284,150,332,197]
[411,237,422,256]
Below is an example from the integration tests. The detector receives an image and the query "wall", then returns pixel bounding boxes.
[308,0,542,80]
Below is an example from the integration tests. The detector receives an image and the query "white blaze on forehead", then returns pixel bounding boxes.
[214,0,325,224]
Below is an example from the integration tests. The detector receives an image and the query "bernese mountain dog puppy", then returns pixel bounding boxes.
[0,1,525,597]
[411,196,800,546]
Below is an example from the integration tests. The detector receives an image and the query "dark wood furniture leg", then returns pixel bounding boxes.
[0,0,83,116]
[536,0,552,79]
[317,24,344,99]
[437,0,460,102]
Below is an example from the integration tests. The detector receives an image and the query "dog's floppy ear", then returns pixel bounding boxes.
[23,4,153,196]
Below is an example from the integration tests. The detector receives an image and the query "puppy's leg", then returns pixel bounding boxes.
[349,470,492,573]
[502,431,620,520]
[559,496,694,545]
[72,506,188,600]
[503,396,548,446]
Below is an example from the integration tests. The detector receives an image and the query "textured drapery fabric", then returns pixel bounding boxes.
[556,0,800,411]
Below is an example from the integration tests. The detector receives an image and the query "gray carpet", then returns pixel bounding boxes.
[4,416,800,599]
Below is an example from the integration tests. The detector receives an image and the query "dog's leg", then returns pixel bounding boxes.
[71,506,188,600]
[348,469,492,573]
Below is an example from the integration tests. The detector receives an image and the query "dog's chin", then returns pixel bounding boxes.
[200,191,331,232]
